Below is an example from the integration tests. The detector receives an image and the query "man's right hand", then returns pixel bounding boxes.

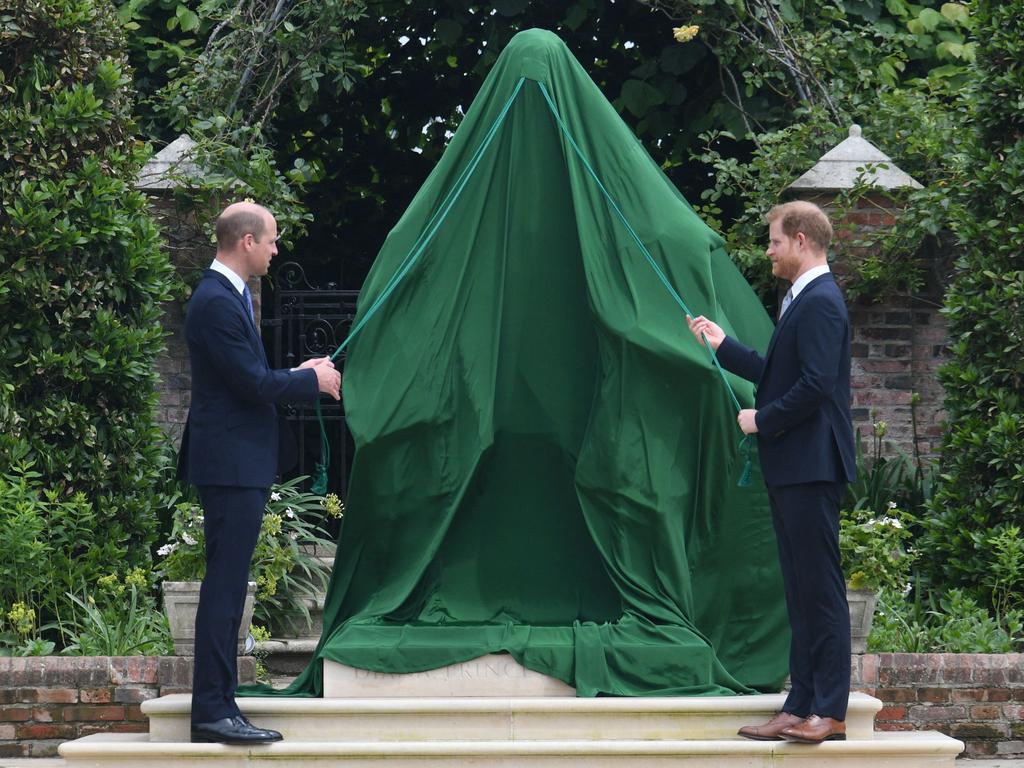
[686,315,726,351]
[313,362,341,400]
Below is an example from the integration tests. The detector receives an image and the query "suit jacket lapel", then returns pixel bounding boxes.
[765,273,833,360]
[205,270,267,360]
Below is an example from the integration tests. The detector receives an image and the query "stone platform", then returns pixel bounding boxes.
[58,656,964,767]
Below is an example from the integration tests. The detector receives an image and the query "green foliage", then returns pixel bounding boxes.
[870,586,1023,653]
[0,462,142,652]
[984,526,1024,629]
[692,79,966,305]
[62,582,172,656]
[923,0,1024,592]
[115,0,368,251]
[841,504,914,592]
[157,477,342,633]
[0,0,178,646]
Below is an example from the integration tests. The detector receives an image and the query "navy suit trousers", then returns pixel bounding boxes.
[191,485,267,725]
[769,481,851,721]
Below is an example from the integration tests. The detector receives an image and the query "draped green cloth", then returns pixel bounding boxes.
[246,28,788,698]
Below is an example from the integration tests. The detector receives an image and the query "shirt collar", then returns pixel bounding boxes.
[210,259,248,295]
[789,263,831,301]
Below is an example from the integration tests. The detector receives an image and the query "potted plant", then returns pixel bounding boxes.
[840,501,915,653]
[156,477,343,654]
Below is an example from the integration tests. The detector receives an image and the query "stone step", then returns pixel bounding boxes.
[257,637,319,676]
[141,692,883,743]
[59,731,964,767]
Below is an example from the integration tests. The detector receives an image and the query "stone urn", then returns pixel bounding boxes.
[162,580,257,656]
[847,587,878,654]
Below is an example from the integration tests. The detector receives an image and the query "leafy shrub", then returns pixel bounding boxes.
[62,572,171,657]
[157,477,342,633]
[840,506,914,592]
[0,0,178,645]
[923,0,1024,593]
[870,587,1022,654]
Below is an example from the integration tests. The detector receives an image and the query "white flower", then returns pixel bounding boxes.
[285,508,296,519]
[882,517,903,529]
[182,532,197,546]
[887,501,897,510]
[157,543,178,557]
[271,492,282,502]
[289,532,298,540]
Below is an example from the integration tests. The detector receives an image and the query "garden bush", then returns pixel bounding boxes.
[0,0,178,650]
[923,0,1024,594]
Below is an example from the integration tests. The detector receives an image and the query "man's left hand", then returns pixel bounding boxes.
[297,357,334,370]
[738,409,758,434]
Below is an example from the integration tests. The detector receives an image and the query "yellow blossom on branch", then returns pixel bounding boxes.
[673,25,700,43]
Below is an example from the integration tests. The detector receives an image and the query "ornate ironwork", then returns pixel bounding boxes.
[264,261,360,503]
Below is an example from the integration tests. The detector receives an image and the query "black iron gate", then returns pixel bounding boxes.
[262,261,360,501]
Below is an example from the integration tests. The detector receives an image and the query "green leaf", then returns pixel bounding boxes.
[915,8,945,32]
[564,5,588,31]
[936,41,965,60]
[940,3,970,26]
[619,78,664,118]
[178,9,199,33]
[885,0,910,17]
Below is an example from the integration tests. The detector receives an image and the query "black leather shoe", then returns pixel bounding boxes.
[237,715,282,740]
[191,716,284,744]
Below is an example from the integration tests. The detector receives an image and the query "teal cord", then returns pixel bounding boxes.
[535,80,753,487]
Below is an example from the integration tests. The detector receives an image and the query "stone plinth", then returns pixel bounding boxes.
[323,655,575,697]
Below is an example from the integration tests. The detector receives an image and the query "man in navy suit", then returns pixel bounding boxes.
[178,201,341,744]
[688,201,855,744]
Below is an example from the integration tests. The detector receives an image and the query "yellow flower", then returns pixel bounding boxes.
[7,602,35,636]
[262,513,283,537]
[324,493,345,519]
[125,567,149,590]
[673,25,700,43]
[97,573,124,597]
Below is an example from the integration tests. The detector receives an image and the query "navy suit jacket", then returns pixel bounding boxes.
[715,273,856,488]
[177,270,319,488]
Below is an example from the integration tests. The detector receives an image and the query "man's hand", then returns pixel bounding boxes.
[297,356,333,370]
[313,362,341,401]
[737,409,758,434]
[686,315,726,351]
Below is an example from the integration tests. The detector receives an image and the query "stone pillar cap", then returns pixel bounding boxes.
[788,124,923,193]
[137,134,207,191]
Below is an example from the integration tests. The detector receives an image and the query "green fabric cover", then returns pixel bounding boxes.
[249,28,788,698]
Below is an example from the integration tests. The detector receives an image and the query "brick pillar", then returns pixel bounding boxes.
[790,192,949,459]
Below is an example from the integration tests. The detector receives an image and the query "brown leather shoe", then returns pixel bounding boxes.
[779,714,846,743]
[737,711,806,741]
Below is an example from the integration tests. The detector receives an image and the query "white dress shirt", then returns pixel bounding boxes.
[210,259,247,295]
[788,263,831,303]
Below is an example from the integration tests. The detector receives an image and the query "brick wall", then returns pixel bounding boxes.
[0,656,255,758]
[849,300,948,458]
[804,192,952,460]
[853,653,1024,758]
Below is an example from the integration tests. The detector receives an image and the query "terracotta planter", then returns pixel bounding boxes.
[847,587,878,654]
[162,580,256,656]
